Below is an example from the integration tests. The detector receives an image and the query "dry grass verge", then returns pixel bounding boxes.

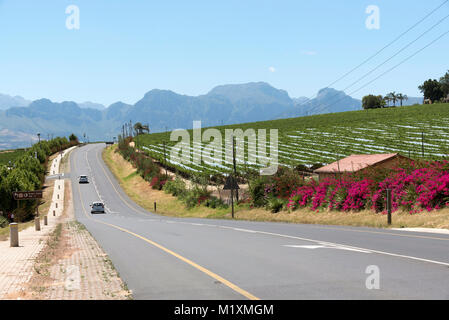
[103,145,449,230]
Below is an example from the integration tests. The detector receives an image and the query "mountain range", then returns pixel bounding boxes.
[0,83,423,149]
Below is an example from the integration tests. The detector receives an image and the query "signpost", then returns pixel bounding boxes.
[232,136,239,202]
[13,191,43,218]
[12,191,43,200]
[223,175,239,219]
[386,188,392,225]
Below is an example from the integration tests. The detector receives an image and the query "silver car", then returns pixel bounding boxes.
[79,175,89,184]
[90,202,105,214]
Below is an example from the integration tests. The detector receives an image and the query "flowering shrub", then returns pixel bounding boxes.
[287,161,449,213]
[250,167,305,208]
[286,182,316,210]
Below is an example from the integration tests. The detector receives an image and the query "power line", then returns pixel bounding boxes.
[325,0,449,89]
[341,13,449,93]
[311,12,449,113]
[320,29,449,111]
[295,0,449,112]
[349,29,449,97]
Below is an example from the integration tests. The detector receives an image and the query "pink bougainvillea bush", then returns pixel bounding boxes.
[287,160,449,214]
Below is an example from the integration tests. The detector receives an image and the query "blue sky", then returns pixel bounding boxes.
[0,0,448,106]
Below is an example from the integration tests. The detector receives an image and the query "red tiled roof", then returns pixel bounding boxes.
[314,153,399,173]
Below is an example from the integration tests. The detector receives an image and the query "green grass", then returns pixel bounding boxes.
[123,171,138,181]
[135,103,449,176]
[0,148,27,165]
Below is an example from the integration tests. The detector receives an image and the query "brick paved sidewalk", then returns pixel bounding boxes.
[0,147,71,299]
[0,146,132,299]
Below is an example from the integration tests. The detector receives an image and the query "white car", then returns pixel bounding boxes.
[90,202,105,214]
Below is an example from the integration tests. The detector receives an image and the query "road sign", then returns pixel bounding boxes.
[12,191,43,200]
[223,175,239,219]
[223,175,239,190]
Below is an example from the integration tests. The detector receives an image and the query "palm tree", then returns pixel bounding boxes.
[386,92,397,107]
[133,122,144,136]
[396,93,408,107]
[142,124,150,134]
[383,96,391,107]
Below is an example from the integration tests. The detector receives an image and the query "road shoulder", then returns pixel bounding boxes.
[0,146,132,300]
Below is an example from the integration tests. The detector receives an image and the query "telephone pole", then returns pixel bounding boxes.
[163,141,168,179]
[232,136,239,202]
[421,131,424,157]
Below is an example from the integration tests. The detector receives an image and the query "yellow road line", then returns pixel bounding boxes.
[74,146,259,300]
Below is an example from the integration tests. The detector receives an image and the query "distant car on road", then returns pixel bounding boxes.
[90,202,105,214]
[79,175,89,184]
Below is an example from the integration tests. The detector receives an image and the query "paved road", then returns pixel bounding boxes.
[70,143,449,299]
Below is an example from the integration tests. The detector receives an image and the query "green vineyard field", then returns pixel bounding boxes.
[0,148,27,166]
[135,103,449,176]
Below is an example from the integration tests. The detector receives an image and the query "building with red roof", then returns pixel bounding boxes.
[314,153,410,181]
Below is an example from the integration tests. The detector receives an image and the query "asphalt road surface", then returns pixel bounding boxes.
[70,143,449,299]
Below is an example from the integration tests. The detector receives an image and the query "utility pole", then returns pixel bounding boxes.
[386,188,392,225]
[163,141,168,179]
[421,131,424,158]
[232,136,239,202]
[336,149,342,183]
[231,186,234,218]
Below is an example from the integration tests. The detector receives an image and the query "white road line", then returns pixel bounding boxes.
[392,228,449,235]
[255,230,449,267]
[285,245,325,250]
[179,222,449,267]
[105,207,119,214]
[232,228,258,233]
[284,244,372,253]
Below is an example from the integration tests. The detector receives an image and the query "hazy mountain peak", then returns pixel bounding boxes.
[278,87,361,119]
[78,101,105,110]
[207,82,292,105]
[142,89,180,99]
[108,101,131,108]
[316,87,344,97]
[0,93,30,110]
